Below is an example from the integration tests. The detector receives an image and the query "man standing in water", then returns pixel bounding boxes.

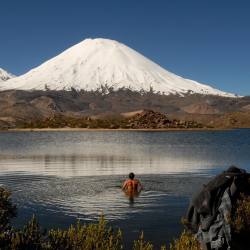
[122,172,143,193]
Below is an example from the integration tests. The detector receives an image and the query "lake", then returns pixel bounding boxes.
[0,129,250,248]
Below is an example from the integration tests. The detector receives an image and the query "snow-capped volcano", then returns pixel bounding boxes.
[1,38,235,97]
[0,68,15,82]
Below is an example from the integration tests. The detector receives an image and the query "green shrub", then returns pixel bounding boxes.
[0,187,17,230]
[229,194,250,249]
[9,216,43,250]
[133,232,154,250]
[169,231,201,250]
[231,194,250,233]
[47,216,123,250]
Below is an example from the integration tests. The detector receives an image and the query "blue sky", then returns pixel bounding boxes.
[0,0,250,95]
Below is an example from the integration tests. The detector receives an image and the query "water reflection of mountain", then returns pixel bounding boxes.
[0,130,250,176]
[0,130,250,177]
[0,152,224,177]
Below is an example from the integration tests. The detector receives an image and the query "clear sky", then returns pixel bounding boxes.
[1,0,250,95]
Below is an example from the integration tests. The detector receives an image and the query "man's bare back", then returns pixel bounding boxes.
[122,172,143,192]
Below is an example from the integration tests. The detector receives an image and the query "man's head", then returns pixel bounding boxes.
[129,172,135,180]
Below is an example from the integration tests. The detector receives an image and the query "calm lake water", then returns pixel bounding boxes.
[0,130,250,248]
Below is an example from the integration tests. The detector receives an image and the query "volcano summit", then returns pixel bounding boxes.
[1,38,235,97]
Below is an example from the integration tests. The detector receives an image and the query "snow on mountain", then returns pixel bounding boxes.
[0,38,236,97]
[0,68,15,82]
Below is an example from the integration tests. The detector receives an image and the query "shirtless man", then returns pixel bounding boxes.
[122,172,143,192]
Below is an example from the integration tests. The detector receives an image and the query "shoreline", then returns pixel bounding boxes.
[1,127,233,132]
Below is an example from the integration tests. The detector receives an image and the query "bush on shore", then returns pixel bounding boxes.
[0,187,17,230]
[229,194,250,250]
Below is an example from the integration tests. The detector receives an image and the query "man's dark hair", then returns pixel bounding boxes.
[129,172,135,180]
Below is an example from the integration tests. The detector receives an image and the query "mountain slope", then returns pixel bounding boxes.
[0,89,249,129]
[0,68,15,82]
[0,38,235,97]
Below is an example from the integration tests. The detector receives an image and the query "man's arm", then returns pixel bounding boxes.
[138,180,143,190]
[122,180,128,190]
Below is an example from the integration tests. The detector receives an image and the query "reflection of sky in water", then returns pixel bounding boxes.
[0,130,250,176]
[0,130,250,247]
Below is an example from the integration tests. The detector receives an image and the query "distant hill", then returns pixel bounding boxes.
[0,89,249,129]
